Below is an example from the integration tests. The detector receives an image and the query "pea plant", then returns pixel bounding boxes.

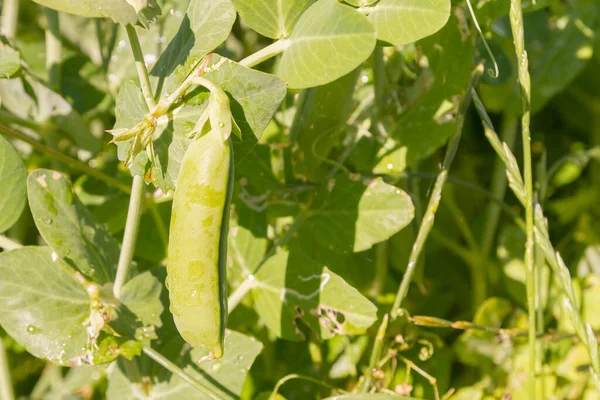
[1,0,600,399]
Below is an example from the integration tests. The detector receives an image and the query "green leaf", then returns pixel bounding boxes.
[0,247,90,365]
[229,223,268,283]
[119,270,164,328]
[252,250,378,340]
[367,0,451,46]
[27,169,120,284]
[0,135,26,233]
[344,0,378,6]
[30,0,139,25]
[151,0,236,97]
[107,331,263,400]
[0,43,21,79]
[0,76,101,153]
[277,0,376,89]
[231,0,315,39]
[290,69,360,181]
[392,12,475,166]
[305,174,414,253]
[107,0,190,95]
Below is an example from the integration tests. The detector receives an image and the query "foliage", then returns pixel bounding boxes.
[1,0,600,399]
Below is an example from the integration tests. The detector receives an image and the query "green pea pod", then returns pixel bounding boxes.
[167,129,233,358]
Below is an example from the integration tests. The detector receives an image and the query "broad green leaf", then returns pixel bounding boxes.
[0,44,20,78]
[108,0,190,95]
[252,250,378,340]
[290,69,360,181]
[106,331,263,399]
[27,169,120,284]
[0,247,90,365]
[305,174,414,253]
[229,223,268,283]
[277,0,376,89]
[0,76,101,153]
[0,135,26,233]
[345,0,378,6]
[151,0,236,97]
[119,270,164,328]
[231,0,315,39]
[115,55,286,191]
[367,0,451,46]
[325,395,419,400]
[392,12,475,166]
[31,0,139,25]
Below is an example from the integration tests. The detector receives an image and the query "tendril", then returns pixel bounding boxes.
[465,0,500,79]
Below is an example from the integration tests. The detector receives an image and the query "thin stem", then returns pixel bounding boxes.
[44,9,61,91]
[0,337,14,400]
[0,235,21,251]
[142,348,221,400]
[227,278,256,312]
[0,125,131,193]
[480,113,518,258]
[125,24,156,109]
[509,1,536,397]
[147,199,168,249]
[391,66,483,319]
[0,0,19,39]
[272,374,345,397]
[238,39,289,68]
[361,314,389,393]
[113,175,144,298]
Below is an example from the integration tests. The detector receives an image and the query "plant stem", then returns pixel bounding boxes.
[113,175,144,298]
[125,24,156,109]
[0,338,14,400]
[509,1,536,397]
[0,235,21,250]
[361,314,389,392]
[0,0,19,39]
[44,9,61,91]
[480,113,518,258]
[390,66,482,319]
[227,278,256,312]
[0,125,131,193]
[238,39,288,68]
[142,348,221,400]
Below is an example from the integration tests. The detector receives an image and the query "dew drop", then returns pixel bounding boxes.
[218,122,225,128]
[26,325,41,334]
[44,218,53,225]
[211,362,222,371]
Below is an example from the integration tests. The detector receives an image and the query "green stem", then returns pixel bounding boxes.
[227,278,256,312]
[391,66,482,319]
[142,348,221,400]
[0,0,19,39]
[0,337,14,400]
[44,9,61,91]
[361,314,389,393]
[113,175,144,298]
[0,235,21,250]
[509,1,536,397]
[272,374,345,398]
[147,199,168,249]
[480,113,518,258]
[238,39,288,68]
[0,124,131,193]
[125,24,156,109]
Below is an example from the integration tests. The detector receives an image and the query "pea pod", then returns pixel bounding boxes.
[167,129,233,358]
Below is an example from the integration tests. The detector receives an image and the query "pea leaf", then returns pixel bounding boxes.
[0,43,20,78]
[305,174,415,253]
[392,12,475,166]
[0,76,101,153]
[252,250,378,340]
[119,270,164,328]
[367,0,451,46]
[106,331,263,400]
[30,0,139,25]
[290,69,360,181]
[231,0,315,39]
[0,247,90,365]
[277,0,376,89]
[0,135,26,233]
[345,0,378,6]
[229,223,268,283]
[27,169,120,284]
[151,0,236,97]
